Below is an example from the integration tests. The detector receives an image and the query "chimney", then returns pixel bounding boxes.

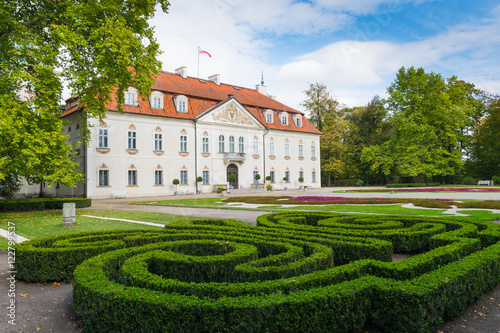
[256,84,266,95]
[208,74,220,85]
[175,66,187,79]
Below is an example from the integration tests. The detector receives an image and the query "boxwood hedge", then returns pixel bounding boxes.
[15,213,500,332]
[0,197,91,212]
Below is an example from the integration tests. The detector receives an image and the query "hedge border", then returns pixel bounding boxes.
[0,198,91,212]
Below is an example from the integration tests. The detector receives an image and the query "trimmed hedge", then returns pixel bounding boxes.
[0,197,91,212]
[387,183,440,188]
[16,213,500,332]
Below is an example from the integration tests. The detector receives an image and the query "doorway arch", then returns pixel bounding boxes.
[227,164,238,189]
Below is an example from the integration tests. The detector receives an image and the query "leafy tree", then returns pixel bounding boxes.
[302,83,348,186]
[464,98,500,178]
[361,67,471,182]
[0,0,170,189]
[344,96,390,184]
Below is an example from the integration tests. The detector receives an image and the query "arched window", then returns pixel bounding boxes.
[239,137,244,154]
[229,136,235,153]
[218,135,225,153]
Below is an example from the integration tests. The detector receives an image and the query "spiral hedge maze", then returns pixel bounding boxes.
[16,213,500,333]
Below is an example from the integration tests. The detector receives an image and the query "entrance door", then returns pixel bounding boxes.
[227,164,238,189]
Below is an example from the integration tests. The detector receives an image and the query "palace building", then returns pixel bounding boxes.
[54,67,321,199]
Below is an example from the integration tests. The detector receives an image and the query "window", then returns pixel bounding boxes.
[155,170,163,185]
[128,170,137,186]
[264,109,273,124]
[174,95,189,113]
[312,171,317,183]
[179,135,188,152]
[299,171,304,180]
[253,171,260,183]
[285,171,290,182]
[284,143,290,157]
[293,115,302,127]
[280,112,288,125]
[155,133,163,151]
[218,135,225,153]
[239,137,244,154]
[229,136,235,153]
[270,171,275,183]
[98,129,108,148]
[299,144,304,158]
[98,170,109,186]
[252,140,259,155]
[125,92,138,106]
[75,125,81,143]
[269,142,275,156]
[202,170,209,184]
[311,145,316,159]
[150,92,163,109]
[128,131,137,149]
[180,170,188,185]
[202,137,209,154]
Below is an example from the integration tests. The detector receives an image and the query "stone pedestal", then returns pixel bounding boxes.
[62,203,76,227]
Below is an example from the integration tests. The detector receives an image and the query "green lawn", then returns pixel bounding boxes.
[0,209,194,249]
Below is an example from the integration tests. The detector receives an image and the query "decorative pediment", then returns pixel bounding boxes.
[199,100,263,128]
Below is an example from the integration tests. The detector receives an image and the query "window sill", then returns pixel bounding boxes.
[126,185,139,187]
[153,150,164,156]
[252,155,260,159]
[284,156,291,160]
[153,185,165,187]
[126,149,139,155]
[96,148,110,154]
[179,152,189,157]
[97,185,111,188]
[202,153,211,157]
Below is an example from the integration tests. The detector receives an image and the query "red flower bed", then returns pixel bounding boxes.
[290,196,453,202]
[393,188,500,192]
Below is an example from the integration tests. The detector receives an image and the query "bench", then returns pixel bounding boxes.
[111,191,128,199]
[478,180,494,186]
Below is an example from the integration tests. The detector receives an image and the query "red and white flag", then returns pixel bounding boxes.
[199,48,212,57]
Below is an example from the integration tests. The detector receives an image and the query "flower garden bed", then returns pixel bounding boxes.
[16,213,500,332]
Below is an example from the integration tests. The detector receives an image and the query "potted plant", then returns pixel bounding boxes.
[228,174,236,190]
[298,176,304,190]
[254,174,261,189]
[217,185,228,196]
[266,175,272,182]
[266,183,273,191]
[196,176,203,194]
[283,176,288,190]
[172,179,180,195]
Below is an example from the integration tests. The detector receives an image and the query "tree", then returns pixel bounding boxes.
[362,67,472,182]
[302,83,348,186]
[344,96,390,184]
[464,98,500,178]
[0,0,170,189]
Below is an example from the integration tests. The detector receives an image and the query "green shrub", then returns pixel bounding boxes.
[461,176,477,185]
[16,213,500,332]
[387,183,440,188]
[0,197,91,212]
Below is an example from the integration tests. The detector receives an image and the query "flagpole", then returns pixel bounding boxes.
[197,46,200,78]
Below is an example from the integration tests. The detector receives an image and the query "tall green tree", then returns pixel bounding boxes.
[0,0,170,193]
[344,95,390,184]
[302,83,348,186]
[361,67,472,182]
[464,98,500,178]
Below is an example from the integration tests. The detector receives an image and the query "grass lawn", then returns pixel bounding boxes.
[0,237,9,249]
[132,197,224,207]
[0,209,194,249]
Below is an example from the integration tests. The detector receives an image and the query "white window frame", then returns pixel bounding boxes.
[125,87,138,106]
[154,133,163,151]
[98,170,109,186]
[150,91,163,110]
[128,130,137,149]
[312,171,317,183]
[98,128,108,148]
[202,137,209,154]
[128,170,137,186]
[179,135,188,152]
[284,143,290,157]
[299,171,304,180]
[155,170,163,185]
[174,95,189,113]
[229,135,235,153]
[202,170,209,184]
[252,140,259,156]
[280,112,288,126]
[311,145,316,159]
[299,144,304,158]
[285,171,290,182]
[270,171,275,183]
[269,142,275,156]
[219,135,225,153]
[239,137,244,154]
[180,170,188,185]
[253,171,260,183]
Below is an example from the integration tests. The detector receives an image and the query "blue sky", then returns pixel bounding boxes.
[149,0,500,110]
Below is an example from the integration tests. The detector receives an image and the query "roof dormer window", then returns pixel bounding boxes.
[279,112,288,126]
[174,95,189,113]
[124,87,138,106]
[150,91,163,110]
[263,109,274,124]
[292,114,302,128]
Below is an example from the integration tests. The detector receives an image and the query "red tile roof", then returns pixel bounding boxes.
[62,71,322,135]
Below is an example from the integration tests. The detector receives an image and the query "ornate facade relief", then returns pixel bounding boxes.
[212,103,254,126]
